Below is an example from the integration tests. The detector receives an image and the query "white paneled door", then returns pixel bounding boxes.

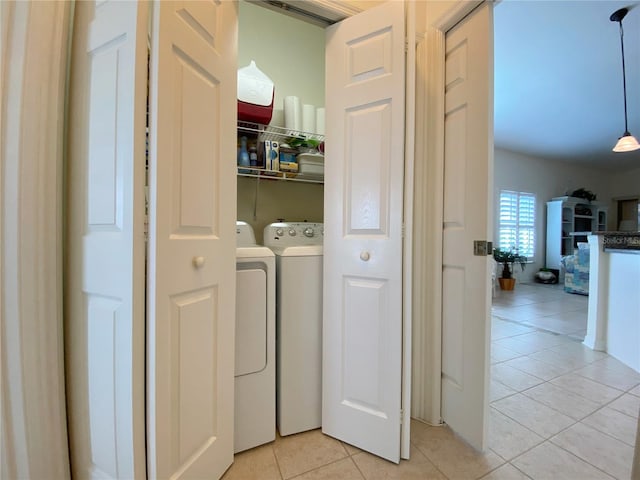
[67,2,148,478]
[323,1,406,464]
[441,2,493,451]
[147,1,237,479]
[68,1,237,479]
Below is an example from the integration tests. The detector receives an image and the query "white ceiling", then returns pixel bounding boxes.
[494,0,640,171]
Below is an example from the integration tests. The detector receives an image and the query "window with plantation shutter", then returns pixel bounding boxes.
[498,190,535,259]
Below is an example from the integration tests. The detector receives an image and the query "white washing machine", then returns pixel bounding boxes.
[235,221,275,453]
[263,222,323,436]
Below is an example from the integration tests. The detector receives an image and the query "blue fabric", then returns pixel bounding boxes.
[561,242,590,295]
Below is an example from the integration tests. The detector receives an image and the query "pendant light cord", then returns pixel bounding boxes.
[618,20,630,134]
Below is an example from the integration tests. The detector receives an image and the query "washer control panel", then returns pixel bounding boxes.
[263,222,324,247]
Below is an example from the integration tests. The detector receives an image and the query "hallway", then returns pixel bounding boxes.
[223,283,639,479]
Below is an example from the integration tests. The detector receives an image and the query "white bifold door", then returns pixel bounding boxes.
[441,2,493,452]
[67,0,410,477]
[323,1,407,464]
[66,2,149,478]
[146,1,237,478]
[67,1,237,479]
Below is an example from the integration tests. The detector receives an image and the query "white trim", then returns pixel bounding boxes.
[411,0,484,426]
[251,0,362,25]
[411,28,445,426]
[401,0,416,460]
[2,3,16,477]
[584,235,608,351]
[304,0,362,18]
[432,1,484,33]
[1,1,71,477]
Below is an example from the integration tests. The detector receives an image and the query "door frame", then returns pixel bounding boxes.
[2,0,488,473]
[1,1,72,477]
[411,0,485,426]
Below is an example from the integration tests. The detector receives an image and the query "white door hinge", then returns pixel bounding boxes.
[400,409,404,424]
[401,223,405,238]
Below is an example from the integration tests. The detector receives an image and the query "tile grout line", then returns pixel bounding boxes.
[506,460,535,479]
[489,400,579,446]
[547,436,624,479]
[493,366,639,450]
[345,453,367,480]
[408,439,452,480]
[270,441,285,480]
[490,284,637,479]
[492,364,621,429]
[477,448,537,479]
[286,452,358,480]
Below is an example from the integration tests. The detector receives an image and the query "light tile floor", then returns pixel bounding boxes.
[223,283,639,480]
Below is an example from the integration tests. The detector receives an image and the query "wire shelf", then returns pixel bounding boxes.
[237,120,324,144]
[237,166,324,184]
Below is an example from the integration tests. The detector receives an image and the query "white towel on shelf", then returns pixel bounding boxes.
[284,96,301,132]
[302,104,316,134]
[315,107,325,136]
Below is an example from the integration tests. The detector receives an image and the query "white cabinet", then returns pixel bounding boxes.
[546,196,608,269]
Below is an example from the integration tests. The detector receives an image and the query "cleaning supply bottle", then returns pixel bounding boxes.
[249,145,258,167]
[238,136,250,173]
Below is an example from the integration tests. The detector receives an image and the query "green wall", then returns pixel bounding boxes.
[238,1,325,128]
[237,1,326,241]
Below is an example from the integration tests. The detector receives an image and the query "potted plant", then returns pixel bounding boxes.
[493,247,527,290]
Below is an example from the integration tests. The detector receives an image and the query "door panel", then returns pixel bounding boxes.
[441,2,493,451]
[323,1,405,463]
[346,103,391,234]
[67,1,148,478]
[147,1,237,479]
[342,277,389,408]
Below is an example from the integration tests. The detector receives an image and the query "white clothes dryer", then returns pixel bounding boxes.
[235,221,275,453]
[263,222,323,436]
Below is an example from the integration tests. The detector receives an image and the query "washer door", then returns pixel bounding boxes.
[235,268,267,376]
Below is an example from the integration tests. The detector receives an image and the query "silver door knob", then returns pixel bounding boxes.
[193,256,205,268]
[360,251,370,261]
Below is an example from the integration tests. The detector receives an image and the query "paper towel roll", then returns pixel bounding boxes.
[302,104,316,134]
[284,96,301,131]
[315,107,325,135]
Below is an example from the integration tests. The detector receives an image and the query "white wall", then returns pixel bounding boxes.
[609,166,640,198]
[606,252,640,372]
[494,148,614,279]
[586,237,640,373]
[608,167,640,228]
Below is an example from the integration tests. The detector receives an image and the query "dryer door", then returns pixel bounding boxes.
[235,268,268,376]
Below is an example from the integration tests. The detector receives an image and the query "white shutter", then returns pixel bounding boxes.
[517,193,535,258]
[498,190,535,258]
[498,191,518,251]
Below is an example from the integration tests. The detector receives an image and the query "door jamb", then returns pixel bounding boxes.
[1,1,72,477]
[402,0,416,459]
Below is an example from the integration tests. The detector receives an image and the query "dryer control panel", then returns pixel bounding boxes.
[263,222,324,247]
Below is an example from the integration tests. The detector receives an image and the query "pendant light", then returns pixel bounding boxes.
[610,7,640,152]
